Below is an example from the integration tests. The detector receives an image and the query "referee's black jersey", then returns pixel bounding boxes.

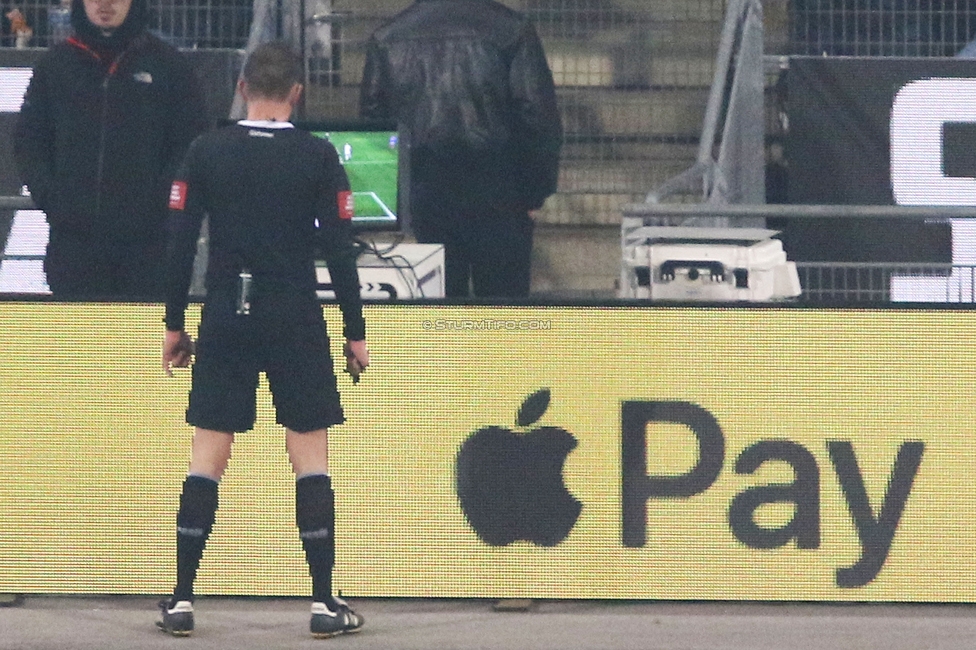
[163,121,365,340]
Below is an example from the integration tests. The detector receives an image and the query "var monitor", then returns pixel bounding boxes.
[300,120,404,232]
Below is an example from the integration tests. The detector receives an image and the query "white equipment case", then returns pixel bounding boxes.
[620,227,801,301]
[316,243,445,300]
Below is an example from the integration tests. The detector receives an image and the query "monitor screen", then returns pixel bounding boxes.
[299,120,404,232]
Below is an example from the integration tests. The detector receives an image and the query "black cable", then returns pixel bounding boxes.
[352,234,427,298]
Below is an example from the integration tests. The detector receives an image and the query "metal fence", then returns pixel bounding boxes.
[789,0,976,57]
[529,0,725,224]
[9,1,976,300]
[309,0,728,225]
[2,0,253,49]
[780,1,976,304]
[619,204,976,303]
[153,0,252,49]
[0,0,252,49]
[8,1,973,226]
[795,262,976,302]
[0,0,729,225]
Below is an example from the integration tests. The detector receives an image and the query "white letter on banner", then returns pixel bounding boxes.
[0,67,32,113]
[890,77,976,206]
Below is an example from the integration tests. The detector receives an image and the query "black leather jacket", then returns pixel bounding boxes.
[359,0,562,211]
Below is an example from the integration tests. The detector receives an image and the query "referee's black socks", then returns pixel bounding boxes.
[296,474,336,606]
[173,474,219,604]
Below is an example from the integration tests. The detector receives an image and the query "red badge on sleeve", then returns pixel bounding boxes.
[338,190,353,220]
[169,181,187,210]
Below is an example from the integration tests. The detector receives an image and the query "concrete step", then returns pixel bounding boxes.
[543,22,718,89]
[547,49,715,90]
[558,151,696,191]
[531,222,621,297]
[305,87,710,142]
[561,137,697,160]
[540,191,639,226]
[330,0,724,296]
[558,86,708,138]
[607,0,725,22]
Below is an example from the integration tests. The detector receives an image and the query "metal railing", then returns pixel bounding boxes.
[789,0,976,57]
[620,202,976,304]
[795,262,973,303]
[0,0,730,226]
[645,0,766,208]
[2,0,252,49]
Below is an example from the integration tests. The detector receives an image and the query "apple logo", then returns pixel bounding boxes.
[455,388,582,546]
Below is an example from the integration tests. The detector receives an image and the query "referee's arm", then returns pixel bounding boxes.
[318,210,365,342]
[162,181,204,333]
[316,152,366,342]
[161,144,205,375]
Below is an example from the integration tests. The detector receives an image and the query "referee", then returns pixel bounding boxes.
[158,42,369,638]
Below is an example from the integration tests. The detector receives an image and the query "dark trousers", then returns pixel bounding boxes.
[413,210,534,299]
[44,228,166,299]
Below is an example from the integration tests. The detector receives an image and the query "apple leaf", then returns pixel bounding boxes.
[516,388,550,427]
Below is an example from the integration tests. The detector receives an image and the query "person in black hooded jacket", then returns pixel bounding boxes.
[13,0,208,298]
[359,0,563,299]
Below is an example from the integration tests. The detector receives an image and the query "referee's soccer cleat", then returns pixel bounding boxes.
[156,599,194,637]
[310,598,364,638]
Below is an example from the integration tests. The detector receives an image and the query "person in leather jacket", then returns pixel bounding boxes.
[359,0,563,298]
[13,0,208,298]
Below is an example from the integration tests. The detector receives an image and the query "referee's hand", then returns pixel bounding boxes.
[162,329,195,377]
[343,339,369,384]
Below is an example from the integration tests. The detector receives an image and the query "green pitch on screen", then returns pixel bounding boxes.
[315,131,398,223]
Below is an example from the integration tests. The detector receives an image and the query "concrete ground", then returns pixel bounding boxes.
[1,596,975,650]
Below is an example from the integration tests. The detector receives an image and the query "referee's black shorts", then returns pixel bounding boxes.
[186,293,345,434]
